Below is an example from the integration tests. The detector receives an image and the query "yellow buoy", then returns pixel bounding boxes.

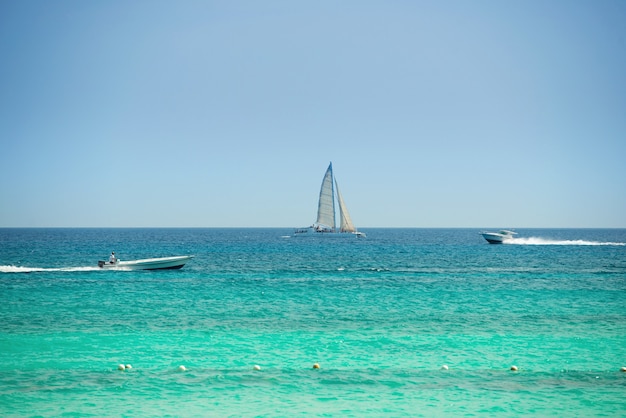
[117,364,126,371]
[178,365,187,372]
[253,365,261,371]
[313,363,320,369]
[510,365,518,371]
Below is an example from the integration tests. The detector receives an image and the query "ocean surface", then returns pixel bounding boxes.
[1,228,625,417]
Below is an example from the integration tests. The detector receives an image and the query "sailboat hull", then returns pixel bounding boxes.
[294,227,366,238]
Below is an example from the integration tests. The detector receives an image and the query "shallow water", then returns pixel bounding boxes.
[1,228,625,416]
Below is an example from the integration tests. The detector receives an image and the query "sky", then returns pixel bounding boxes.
[1,0,625,228]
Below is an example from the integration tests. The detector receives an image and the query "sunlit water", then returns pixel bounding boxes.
[1,228,625,416]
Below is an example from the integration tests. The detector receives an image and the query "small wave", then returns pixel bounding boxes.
[0,265,102,273]
[506,238,625,246]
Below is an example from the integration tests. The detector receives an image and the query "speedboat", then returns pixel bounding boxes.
[97,255,193,270]
[481,230,517,244]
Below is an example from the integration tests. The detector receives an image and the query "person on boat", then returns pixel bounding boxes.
[109,252,117,264]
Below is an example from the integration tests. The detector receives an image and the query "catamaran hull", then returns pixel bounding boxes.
[98,256,193,270]
[294,227,366,238]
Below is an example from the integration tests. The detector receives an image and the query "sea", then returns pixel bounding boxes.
[1,228,625,417]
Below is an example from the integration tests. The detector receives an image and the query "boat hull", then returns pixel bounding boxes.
[482,233,506,244]
[98,255,193,270]
[294,227,366,238]
[481,230,517,244]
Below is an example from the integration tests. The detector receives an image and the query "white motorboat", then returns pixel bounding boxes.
[294,162,366,238]
[98,255,193,270]
[481,230,517,244]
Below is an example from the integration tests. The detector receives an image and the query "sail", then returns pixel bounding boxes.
[335,179,356,233]
[316,163,335,229]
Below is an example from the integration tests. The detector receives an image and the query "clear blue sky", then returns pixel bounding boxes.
[1,0,625,228]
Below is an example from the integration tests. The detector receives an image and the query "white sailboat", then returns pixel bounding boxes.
[294,162,366,238]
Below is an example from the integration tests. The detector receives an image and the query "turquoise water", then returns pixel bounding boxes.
[1,228,625,416]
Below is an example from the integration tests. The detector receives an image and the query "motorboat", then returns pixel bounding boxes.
[294,162,366,238]
[97,255,193,270]
[481,230,517,244]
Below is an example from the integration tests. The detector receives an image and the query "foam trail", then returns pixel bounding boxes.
[0,265,102,273]
[506,237,625,246]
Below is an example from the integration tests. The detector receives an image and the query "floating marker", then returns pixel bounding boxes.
[178,365,187,372]
[510,365,518,371]
[313,363,320,369]
[253,365,261,371]
[441,365,449,370]
[125,364,132,370]
[117,364,126,371]
[620,366,626,372]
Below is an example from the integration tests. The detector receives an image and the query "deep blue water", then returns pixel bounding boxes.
[1,228,625,416]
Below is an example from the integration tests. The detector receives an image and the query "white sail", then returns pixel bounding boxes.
[335,179,356,233]
[316,163,335,229]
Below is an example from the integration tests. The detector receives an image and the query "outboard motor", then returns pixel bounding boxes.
[98,261,105,268]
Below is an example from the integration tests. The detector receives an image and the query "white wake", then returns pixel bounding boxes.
[0,265,101,273]
[505,237,625,246]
